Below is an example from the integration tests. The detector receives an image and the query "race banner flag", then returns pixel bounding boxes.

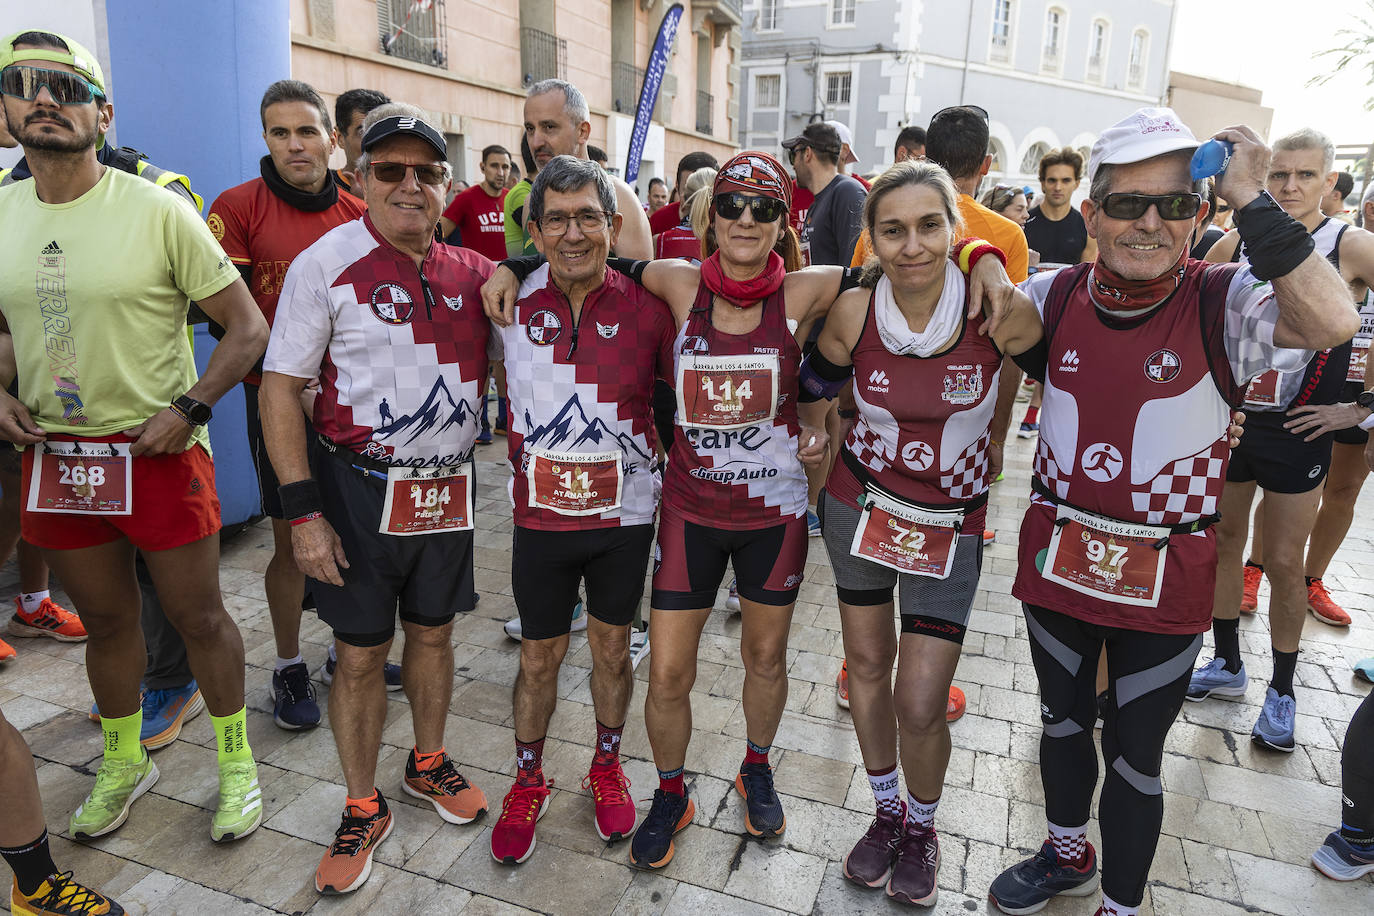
[625,3,684,185]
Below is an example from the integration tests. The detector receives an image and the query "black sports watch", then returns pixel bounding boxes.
[1358,390,1374,411]
[171,395,213,426]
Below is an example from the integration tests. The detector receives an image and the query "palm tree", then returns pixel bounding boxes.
[1310,1,1374,203]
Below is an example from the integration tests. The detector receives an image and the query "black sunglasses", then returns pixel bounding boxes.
[369,161,448,186]
[0,65,103,105]
[1100,192,1202,221]
[714,192,787,223]
[931,104,989,124]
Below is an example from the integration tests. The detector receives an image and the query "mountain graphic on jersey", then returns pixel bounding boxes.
[373,375,475,447]
[523,393,651,463]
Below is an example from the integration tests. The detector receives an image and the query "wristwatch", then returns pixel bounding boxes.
[1358,390,1374,411]
[171,395,213,426]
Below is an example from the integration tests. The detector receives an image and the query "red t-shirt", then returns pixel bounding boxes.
[207,177,367,383]
[649,200,681,235]
[442,184,509,261]
[789,187,814,236]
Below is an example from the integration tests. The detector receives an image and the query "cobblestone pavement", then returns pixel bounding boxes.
[1,417,1372,915]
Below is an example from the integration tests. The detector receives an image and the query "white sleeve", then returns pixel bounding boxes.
[263,253,335,379]
[1018,270,1057,320]
[1222,264,1312,384]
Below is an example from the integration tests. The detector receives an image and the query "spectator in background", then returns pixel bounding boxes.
[653,167,715,262]
[783,122,866,267]
[1323,170,1356,221]
[506,161,522,189]
[979,183,1030,227]
[441,144,511,259]
[1025,147,1095,267]
[331,88,389,191]
[1191,179,1226,259]
[895,125,926,163]
[587,144,609,169]
[504,134,539,256]
[825,120,870,190]
[647,176,669,214]
[649,151,720,234]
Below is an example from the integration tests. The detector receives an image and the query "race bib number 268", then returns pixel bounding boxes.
[28,441,132,515]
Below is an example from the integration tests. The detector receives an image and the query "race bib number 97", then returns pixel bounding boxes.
[677,354,779,430]
[1042,505,1167,607]
[379,466,473,535]
[28,441,132,515]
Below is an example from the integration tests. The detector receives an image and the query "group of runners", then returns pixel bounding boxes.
[0,25,1370,916]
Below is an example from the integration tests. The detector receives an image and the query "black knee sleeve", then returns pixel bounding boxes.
[1342,691,1374,839]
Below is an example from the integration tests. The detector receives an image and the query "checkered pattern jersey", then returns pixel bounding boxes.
[661,281,808,529]
[264,216,494,466]
[825,284,1001,532]
[501,264,675,531]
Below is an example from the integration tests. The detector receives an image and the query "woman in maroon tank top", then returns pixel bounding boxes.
[799,161,1043,902]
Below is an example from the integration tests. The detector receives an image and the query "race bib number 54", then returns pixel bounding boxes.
[379,466,473,535]
[1043,505,1168,607]
[28,441,132,515]
[677,354,779,430]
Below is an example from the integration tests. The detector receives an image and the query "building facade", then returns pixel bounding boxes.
[293,0,742,190]
[739,0,1178,188]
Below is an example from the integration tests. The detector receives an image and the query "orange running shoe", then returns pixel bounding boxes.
[946,686,967,723]
[314,795,393,895]
[836,660,850,709]
[8,597,87,642]
[402,751,488,824]
[1239,564,1262,615]
[0,637,14,663]
[1307,579,1352,627]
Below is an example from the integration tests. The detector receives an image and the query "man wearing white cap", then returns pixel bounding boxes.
[823,119,870,190]
[987,108,1357,916]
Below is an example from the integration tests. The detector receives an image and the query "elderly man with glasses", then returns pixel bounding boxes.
[260,103,493,896]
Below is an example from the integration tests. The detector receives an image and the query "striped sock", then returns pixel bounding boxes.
[906,792,939,830]
[867,765,903,818]
[1048,820,1088,867]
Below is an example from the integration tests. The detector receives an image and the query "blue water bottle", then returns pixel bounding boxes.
[1190,140,1233,181]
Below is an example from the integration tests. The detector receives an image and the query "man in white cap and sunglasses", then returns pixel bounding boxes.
[260,102,492,895]
[988,108,1358,916]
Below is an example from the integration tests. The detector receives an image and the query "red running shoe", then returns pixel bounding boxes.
[836,660,850,709]
[583,762,635,841]
[0,637,14,664]
[491,780,550,864]
[8,597,86,642]
[946,686,966,723]
[1307,579,1352,627]
[1240,564,1262,614]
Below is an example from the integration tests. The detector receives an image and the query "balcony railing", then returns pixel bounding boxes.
[1041,48,1060,73]
[613,61,646,114]
[697,90,714,135]
[989,35,1010,63]
[378,0,448,68]
[1086,54,1103,82]
[521,27,567,85]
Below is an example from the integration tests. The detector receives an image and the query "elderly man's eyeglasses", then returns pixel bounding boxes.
[1100,192,1203,221]
[369,162,448,186]
[0,65,102,104]
[539,210,612,235]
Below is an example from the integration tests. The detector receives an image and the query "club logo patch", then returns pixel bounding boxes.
[370,283,414,325]
[596,321,620,339]
[901,440,934,471]
[1082,442,1124,482]
[444,294,463,311]
[526,309,562,345]
[1144,348,1182,383]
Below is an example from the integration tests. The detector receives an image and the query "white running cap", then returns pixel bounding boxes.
[824,120,859,164]
[1087,107,1200,183]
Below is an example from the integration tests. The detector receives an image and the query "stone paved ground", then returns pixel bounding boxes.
[2,413,1372,915]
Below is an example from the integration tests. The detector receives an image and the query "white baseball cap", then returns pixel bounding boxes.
[1087,107,1200,183]
[824,120,859,165]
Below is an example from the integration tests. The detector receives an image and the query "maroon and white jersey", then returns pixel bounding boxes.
[265,215,493,467]
[825,280,1001,534]
[661,282,808,528]
[1012,261,1311,633]
[655,222,702,262]
[501,264,675,531]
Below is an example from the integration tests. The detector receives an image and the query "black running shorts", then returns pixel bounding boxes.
[511,523,654,640]
[651,505,808,610]
[244,382,285,519]
[310,455,474,639]
[1227,410,1332,493]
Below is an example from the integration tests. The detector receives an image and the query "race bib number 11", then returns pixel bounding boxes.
[28,441,132,515]
[379,466,474,535]
[526,448,623,516]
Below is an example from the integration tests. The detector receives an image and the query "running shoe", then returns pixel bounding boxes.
[1240,563,1263,614]
[982,529,996,546]
[629,629,651,671]
[0,636,15,663]
[70,752,158,839]
[725,579,740,614]
[842,807,904,887]
[476,427,493,445]
[807,508,822,537]
[988,838,1099,915]
[735,762,785,837]
[583,761,635,841]
[1017,421,1039,439]
[1186,657,1247,702]
[1311,831,1374,881]
[629,789,695,869]
[504,600,586,641]
[271,662,321,730]
[491,780,551,864]
[1307,579,1352,627]
[138,682,204,750]
[1251,687,1296,752]
[315,795,393,894]
[321,655,402,691]
[946,686,966,723]
[7,597,86,642]
[887,824,940,906]
[10,871,124,916]
[836,660,850,709]
[403,751,488,824]
[212,759,263,842]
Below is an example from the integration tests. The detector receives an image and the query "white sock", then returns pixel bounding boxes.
[274,654,303,672]
[867,766,902,817]
[19,591,50,615]
[1048,820,1088,865]
[1099,893,1138,916]
[328,644,338,663]
[906,791,939,829]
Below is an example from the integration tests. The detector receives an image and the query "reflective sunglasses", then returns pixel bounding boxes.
[1100,192,1202,221]
[369,161,447,186]
[713,192,787,223]
[0,65,103,104]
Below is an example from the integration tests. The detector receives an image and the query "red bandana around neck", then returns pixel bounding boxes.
[1089,249,1188,314]
[701,251,786,309]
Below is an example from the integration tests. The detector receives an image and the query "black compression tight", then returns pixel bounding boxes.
[1341,691,1374,845]
[1023,604,1203,907]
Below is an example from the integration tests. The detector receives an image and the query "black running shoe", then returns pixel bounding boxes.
[629,789,695,869]
[988,839,1099,915]
[734,762,785,837]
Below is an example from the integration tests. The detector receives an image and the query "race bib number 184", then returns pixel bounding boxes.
[379,466,474,535]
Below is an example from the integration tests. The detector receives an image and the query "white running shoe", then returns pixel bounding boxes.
[504,600,587,642]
